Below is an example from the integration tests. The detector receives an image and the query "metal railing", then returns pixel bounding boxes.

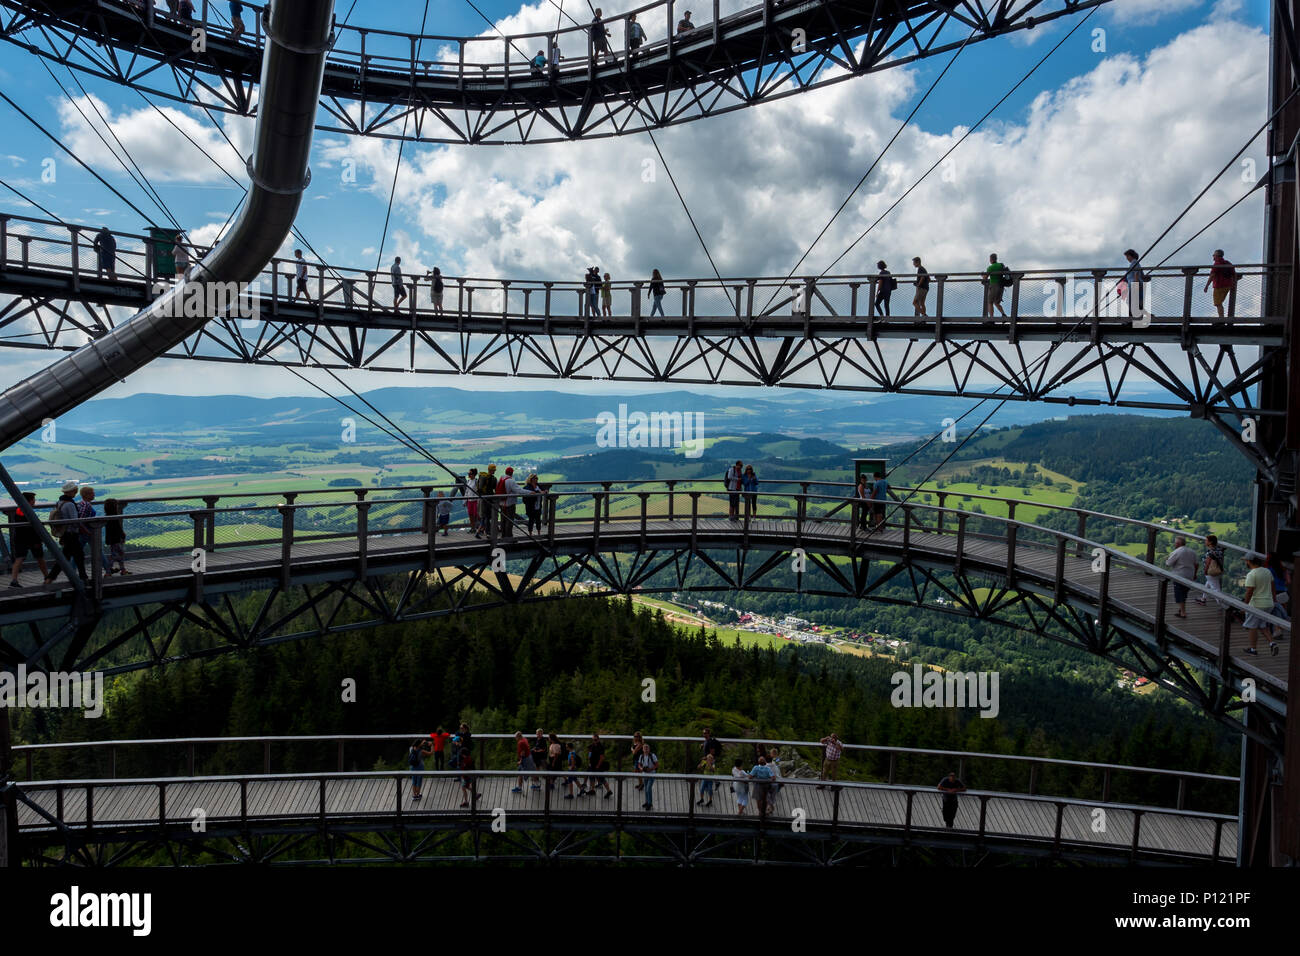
[0,214,1281,329]
[10,766,1235,861]
[11,730,1239,814]
[5,481,1290,674]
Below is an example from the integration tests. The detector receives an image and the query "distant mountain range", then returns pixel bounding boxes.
[42,385,1180,446]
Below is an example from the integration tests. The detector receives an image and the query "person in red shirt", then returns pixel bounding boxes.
[429,726,452,771]
[512,730,538,792]
[1203,249,1237,318]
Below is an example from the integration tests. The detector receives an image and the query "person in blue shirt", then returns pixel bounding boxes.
[748,756,774,818]
[870,471,888,532]
[530,50,546,77]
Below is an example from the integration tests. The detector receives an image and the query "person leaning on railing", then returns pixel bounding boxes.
[818,732,843,787]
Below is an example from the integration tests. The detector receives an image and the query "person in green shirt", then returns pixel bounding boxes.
[983,253,1008,318]
[1242,553,1278,656]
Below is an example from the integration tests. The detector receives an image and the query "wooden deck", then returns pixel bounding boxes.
[13,772,1235,861]
[3,515,1287,691]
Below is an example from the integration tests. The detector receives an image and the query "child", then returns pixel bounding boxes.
[697,751,718,807]
[564,740,583,799]
[103,498,128,575]
[436,491,451,536]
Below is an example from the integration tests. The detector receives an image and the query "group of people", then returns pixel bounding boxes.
[851,470,890,532]
[406,725,974,825]
[1164,536,1290,655]
[722,460,759,519]
[6,482,128,589]
[408,722,477,806]
[529,8,699,76]
[441,465,547,540]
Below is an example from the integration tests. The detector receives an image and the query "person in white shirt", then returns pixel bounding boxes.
[724,460,743,520]
[1164,536,1198,619]
[293,249,311,302]
[171,234,189,280]
[501,467,523,538]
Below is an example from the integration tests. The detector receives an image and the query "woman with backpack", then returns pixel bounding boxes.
[408,737,432,801]
[874,261,894,316]
[44,480,86,586]
[563,741,584,799]
[648,269,666,317]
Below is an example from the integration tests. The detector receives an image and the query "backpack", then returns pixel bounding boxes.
[887,275,898,292]
[1207,555,1223,577]
[408,746,422,768]
[999,266,1013,287]
[496,477,508,495]
[569,752,583,770]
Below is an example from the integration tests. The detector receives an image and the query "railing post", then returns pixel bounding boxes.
[1005,521,1016,585]
[69,225,81,293]
[690,492,700,551]
[1217,607,1233,679]
[278,503,294,590]
[1145,526,1157,564]
[1102,768,1112,803]
[954,513,967,575]
[665,480,676,521]
[934,273,946,321]
[1054,536,1067,604]
[355,498,370,578]
[546,493,557,547]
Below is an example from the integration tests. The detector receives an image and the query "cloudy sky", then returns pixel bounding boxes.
[0,0,1275,401]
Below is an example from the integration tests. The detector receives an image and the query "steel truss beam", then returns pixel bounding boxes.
[12,811,1228,868]
[0,290,1284,473]
[2,545,1285,754]
[0,0,1116,145]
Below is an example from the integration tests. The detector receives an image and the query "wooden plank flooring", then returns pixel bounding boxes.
[14,774,1234,859]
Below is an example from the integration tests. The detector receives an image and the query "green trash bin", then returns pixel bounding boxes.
[150,227,182,278]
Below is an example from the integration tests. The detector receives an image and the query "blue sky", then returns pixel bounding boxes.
[0,0,1278,398]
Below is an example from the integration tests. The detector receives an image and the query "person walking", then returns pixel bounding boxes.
[408,737,432,801]
[697,751,719,807]
[725,460,743,520]
[546,732,564,792]
[630,731,645,789]
[7,492,49,587]
[937,771,966,828]
[391,256,407,311]
[76,485,110,578]
[590,8,613,64]
[229,0,245,41]
[912,256,929,317]
[1203,250,1237,319]
[1243,553,1279,656]
[1266,552,1291,624]
[293,249,312,302]
[586,732,612,798]
[626,13,646,58]
[874,260,894,316]
[731,758,750,815]
[601,271,613,317]
[512,731,536,793]
[1120,248,1147,317]
[983,253,1009,318]
[742,464,758,518]
[92,226,117,280]
[43,481,85,586]
[1196,534,1227,607]
[818,732,843,787]
[1164,536,1198,618]
[636,742,659,809]
[648,268,666,316]
[563,740,584,799]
